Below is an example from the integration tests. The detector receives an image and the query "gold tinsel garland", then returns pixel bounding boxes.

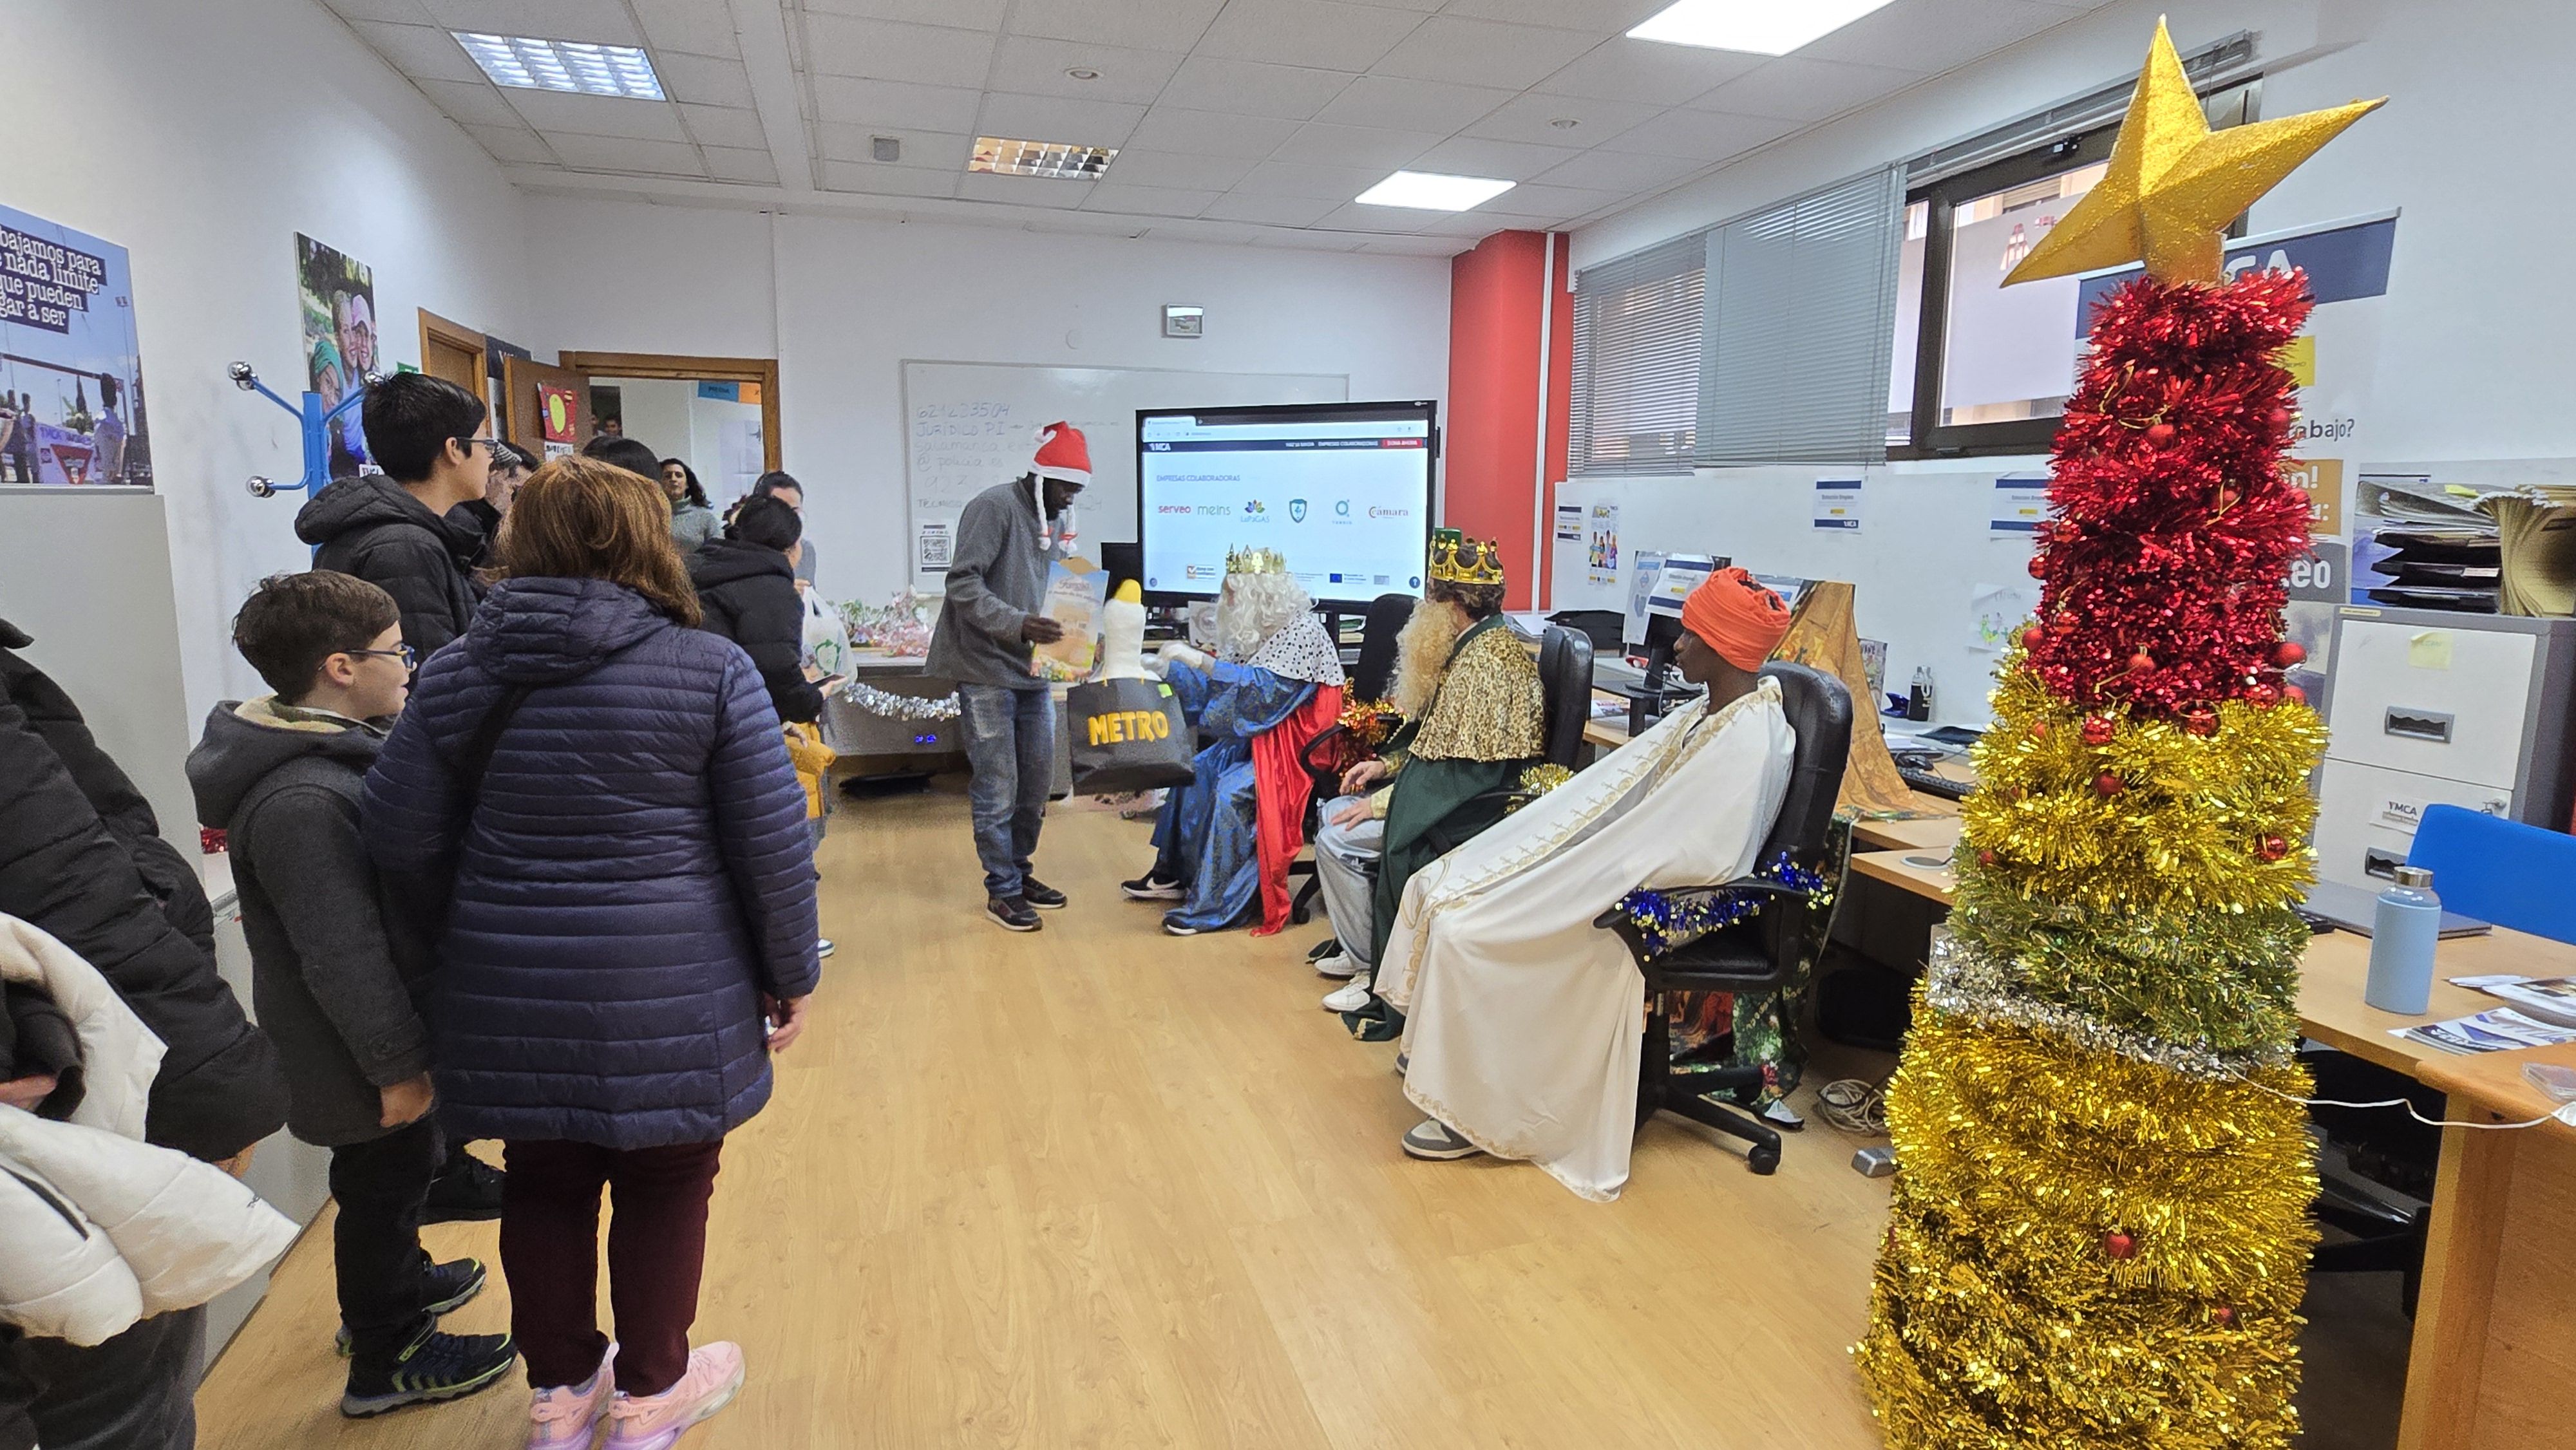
[1946,890,2309,1057]
[1857,1002,2317,1450]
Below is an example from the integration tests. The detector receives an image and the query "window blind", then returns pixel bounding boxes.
[1569,232,1705,476]
[1698,165,1905,466]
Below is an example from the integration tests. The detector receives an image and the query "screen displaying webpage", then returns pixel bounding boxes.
[1139,411,1432,602]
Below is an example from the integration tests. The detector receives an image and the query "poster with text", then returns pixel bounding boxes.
[1586,504,1620,587]
[0,203,150,487]
[297,234,377,478]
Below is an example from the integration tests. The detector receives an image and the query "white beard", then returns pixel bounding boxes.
[1390,598,1469,718]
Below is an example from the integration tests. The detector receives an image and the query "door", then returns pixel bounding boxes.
[504,355,590,461]
[418,310,486,399]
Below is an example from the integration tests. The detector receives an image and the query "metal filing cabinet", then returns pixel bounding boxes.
[2313,607,2576,888]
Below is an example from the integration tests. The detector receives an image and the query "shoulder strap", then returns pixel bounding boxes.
[455,683,537,807]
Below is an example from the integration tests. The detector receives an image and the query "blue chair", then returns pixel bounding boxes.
[2404,805,2576,945]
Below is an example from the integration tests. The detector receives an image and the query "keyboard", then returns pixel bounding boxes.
[1896,766,1973,802]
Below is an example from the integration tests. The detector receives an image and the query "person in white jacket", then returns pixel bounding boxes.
[0,914,298,1449]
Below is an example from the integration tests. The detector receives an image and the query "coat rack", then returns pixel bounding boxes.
[226,360,368,497]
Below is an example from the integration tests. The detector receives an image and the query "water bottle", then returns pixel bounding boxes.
[2364,867,2441,1015]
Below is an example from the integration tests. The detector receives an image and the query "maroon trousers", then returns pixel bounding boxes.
[500,1138,723,1397]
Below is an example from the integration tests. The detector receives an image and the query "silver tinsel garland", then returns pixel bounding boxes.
[839,677,961,720]
[1922,934,2292,1080]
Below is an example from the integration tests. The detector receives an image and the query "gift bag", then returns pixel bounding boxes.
[1066,677,1195,794]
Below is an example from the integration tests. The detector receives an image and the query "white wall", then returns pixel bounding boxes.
[520,202,1453,604]
[6,0,529,722]
[1562,0,2576,722]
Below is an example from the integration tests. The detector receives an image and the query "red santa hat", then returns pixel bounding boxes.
[1032,422,1090,486]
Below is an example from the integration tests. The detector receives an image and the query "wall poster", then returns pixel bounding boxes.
[0,203,150,487]
[296,233,377,478]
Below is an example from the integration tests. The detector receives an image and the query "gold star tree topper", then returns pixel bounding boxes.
[2003,19,2385,287]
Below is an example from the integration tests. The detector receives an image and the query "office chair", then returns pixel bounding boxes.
[2407,805,2576,943]
[1286,594,1416,926]
[1349,592,1415,702]
[1595,661,1852,1175]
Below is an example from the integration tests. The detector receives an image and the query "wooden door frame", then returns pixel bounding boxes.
[418,310,486,381]
[560,351,782,474]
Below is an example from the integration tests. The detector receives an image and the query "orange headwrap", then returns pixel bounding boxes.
[1681,568,1792,671]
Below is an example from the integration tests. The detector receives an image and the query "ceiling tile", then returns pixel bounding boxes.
[676,104,767,149]
[813,123,973,169]
[1418,206,1558,235]
[1334,0,1443,9]
[544,133,704,174]
[989,35,1184,105]
[349,21,482,82]
[1492,181,1629,220]
[414,78,524,127]
[1195,0,1428,73]
[1687,55,1920,124]
[818,160,963,197]
[417,0,639,44]
[462,123,557,164]
[1312,76,1512,134]
[956,171,1097,207]
[1312,202,1437,234]
[1124,107,1300,158]
[653,52,757,108]
[1147,218,1276,246]
[321,0,435,23]
[1233,159,1388,199]
[1598,108,1794,161]
[1406,136,1580,182]
[1269,122,1439,170]
[1795,0,2072,73]
[703,146,779,184]
[1083,183,1222,218]
[975,93,1148,147]
[802,14,996,87]
[806,0,1007,26]
[1436,0,1665,29]
[1463,91,1659,147]
[1370,17,1597,89]
[1532,37,1761,106]
[811,76,983,131]
[505,89,688,139]
[1099,149,1256,189]
[1155,57,1352,120]
[1359,236,1475,256]
[1199,192,1341,227]
[1007,0,1228,53]
[1528,147,1700,191]
[629,0,737,58]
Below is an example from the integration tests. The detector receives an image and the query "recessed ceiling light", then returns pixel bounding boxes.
[1626,0,1898,55]
[971,137,1117,179]
[1356,171,1515,211]
[452,32,666,99]
[1065,66,1101,81]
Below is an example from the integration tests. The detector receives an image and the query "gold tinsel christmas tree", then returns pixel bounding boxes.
[1855,24,2383,1450]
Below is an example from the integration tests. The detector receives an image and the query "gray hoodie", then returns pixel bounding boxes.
[187,699,433,1148]
[925,476,1057,690]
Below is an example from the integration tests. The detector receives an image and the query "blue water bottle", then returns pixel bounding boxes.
[2364,866,2441,1015]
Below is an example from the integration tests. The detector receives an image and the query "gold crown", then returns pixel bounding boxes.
[1225,545,1290,576]
[1429,530,1506,586]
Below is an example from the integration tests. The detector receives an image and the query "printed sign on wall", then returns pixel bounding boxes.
[0,203,150,487]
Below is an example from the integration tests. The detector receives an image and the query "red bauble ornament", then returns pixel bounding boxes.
[2144,422,2176,447]
[2213,1304,2237,1326]
[2051,614,2078,636]
[2029,721,2049,740]
[2248,683,2281,708]
[2021,626,2046,652]
[2183,707,2219,737]
[2094,772,2124,797]
[2259,835,2289,862]
[2027,554,2048,579]
[2284,684,2307,706]
[2273,641,2307,667]
[1977,849,1998,868]
[2081,715,2117,746]
[2103,1231,2136,1260]
[2126,650,2155,675]
[2268,406,2292,429]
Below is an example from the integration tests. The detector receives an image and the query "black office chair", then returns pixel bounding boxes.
[1410,622,1594,860]
[1349,591,1414,702]
[1595,661,1852,1175]
[1287,593,1433,927]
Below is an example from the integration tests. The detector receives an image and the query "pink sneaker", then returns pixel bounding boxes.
[602,1342,746,1450]
[526,1341,616,1448]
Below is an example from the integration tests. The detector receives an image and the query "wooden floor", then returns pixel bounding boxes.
[196,779,1905,1447]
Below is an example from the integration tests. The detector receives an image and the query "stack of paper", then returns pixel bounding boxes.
[2393,1006,2576,1055]
[2476,487,2576,617]
[2449,974,2576,1027]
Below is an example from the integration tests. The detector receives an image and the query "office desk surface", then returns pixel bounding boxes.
[1850,811,1962,854]
[2413,1039,2576,1140]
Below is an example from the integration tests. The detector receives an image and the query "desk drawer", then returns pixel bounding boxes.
[2327,619,2533,789]
[2313,757,2513,890]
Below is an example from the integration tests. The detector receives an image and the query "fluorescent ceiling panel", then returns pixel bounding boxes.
[970,137,1119,179]
[453,32,666,99]
[1625,0,1899,55]
[1355,170,1515,211]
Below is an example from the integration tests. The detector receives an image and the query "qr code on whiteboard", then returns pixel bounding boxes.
[917,525,951,569]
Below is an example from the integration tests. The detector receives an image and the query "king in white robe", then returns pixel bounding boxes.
[1376,677,1796,1201]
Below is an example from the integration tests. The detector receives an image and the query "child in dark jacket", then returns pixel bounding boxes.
[185,572,518,1419]
[686,494,828,725]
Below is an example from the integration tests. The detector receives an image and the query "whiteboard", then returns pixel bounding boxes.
[901,361,1345,586]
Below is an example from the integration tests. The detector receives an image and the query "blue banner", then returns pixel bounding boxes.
[2077,215,2397,333]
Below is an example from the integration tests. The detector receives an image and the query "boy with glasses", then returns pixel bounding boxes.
[295,372,497,669]
[187,572,518,1417]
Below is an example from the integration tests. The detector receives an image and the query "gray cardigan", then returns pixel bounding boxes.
[925,478,1054,690]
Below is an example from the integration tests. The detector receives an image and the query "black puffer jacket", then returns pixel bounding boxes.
[0,621,288,1161]
[688,539,823,724]
[296,475,488,664]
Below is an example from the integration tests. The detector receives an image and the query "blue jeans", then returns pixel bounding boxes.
[958,683,1055,899]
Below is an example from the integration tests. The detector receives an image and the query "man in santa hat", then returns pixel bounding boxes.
[927,422,1088,932]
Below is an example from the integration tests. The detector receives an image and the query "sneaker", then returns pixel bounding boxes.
[1305,937,1341,964]
[336,1257,487,1355]
[1401,1119,1484,1161]
[1162,916,1200,937]
[341,1324,518,1418]
[1120,872,1183,901]
[1320,975,1372,1013]
[422,1149,506,1225]
[603,1341,747,1450]
[1021,878,1068,910]
[526,1342,617,1447]
[1394,1052,1409,1076]
[1312,948,1357,980]
[1759,1098,1806,1131]
[987,896,1041,932]
[817,937,837,957]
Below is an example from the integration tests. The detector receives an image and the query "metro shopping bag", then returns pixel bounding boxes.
[1066,677,1195,793]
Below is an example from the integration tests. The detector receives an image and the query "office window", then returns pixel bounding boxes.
[1569,234,1705,476]
[1888,200,1927,448]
